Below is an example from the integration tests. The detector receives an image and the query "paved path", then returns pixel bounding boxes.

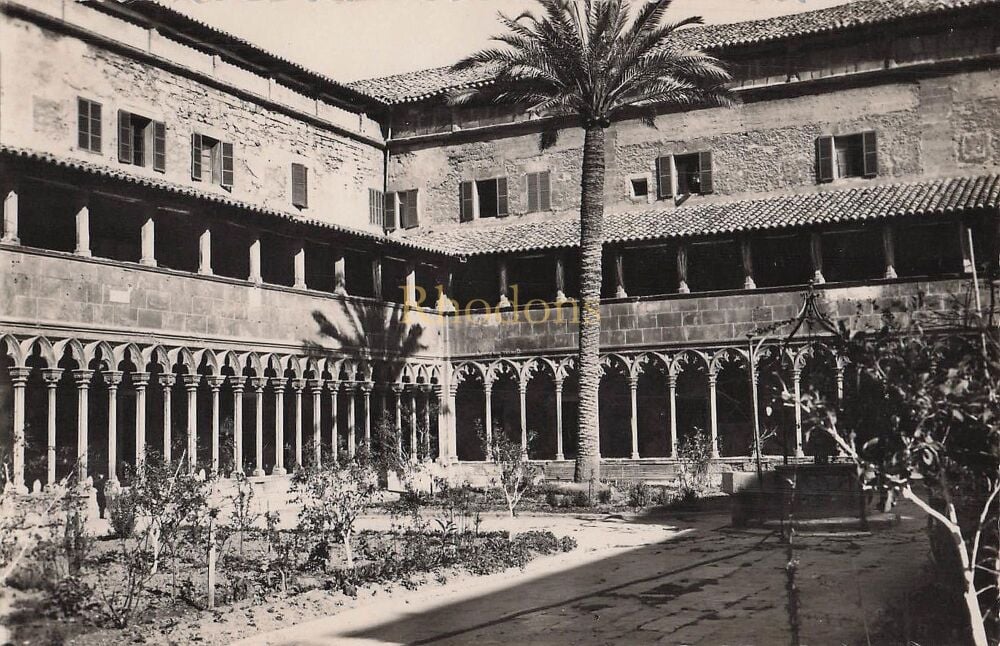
[235,510,927,646]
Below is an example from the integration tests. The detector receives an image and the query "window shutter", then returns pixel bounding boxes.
[401,190,419,229]
[656,156,673,199]
[118,110,132,164]
[862,131,878,178]
[152,121,166,172]
[291,163,308,208]
[496,177,509,217]
[78,99,88,150]
[191,134,203,181]
[816,136,834,183]
[385,192,397,230]
[369,189,384,226]
[698,151,714,194]
[527,173,539,213]
[90,102,102,152]
[539,170,551,210]
[221,142,234,188]
[459,181,474,222]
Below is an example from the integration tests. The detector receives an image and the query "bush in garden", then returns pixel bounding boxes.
[571,489,592,508]
[478,424,536,518]
[677,429,715,499]
[558,536,578,552]
[293,461,381,569]
[596,487,613,505]
[626,481,652,509]
[106,489,136,539]
[50,575,93,617]
[513,530,559,555]
[225,472,259,558]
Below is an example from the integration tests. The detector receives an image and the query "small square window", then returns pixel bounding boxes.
[630,177,649,199]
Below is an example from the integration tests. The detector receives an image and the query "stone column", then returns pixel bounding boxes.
[792,368,805,458]
[73,369,94,481]
[960,223,975,274]
[435,267,455,312]
[668,373,678,457]
[497,259,511,308]
[422,386,432,460]
[327,379,339,462]
[404,262,417,306]
[272,378,287,475]
[555,254,568,303]
[677,244,690,294]
[361,382,373,447]
[483,382,493,461]
[333,249,347,296]
[392,384,403,459]
[42,368,63,486]
[291,378,305,469]
[708,372,720,459]
[249,237,262,284]
[372,256,383,301]
[182,374,200,473]
[345,383,356,458]
[882,225,897,279]
[614,250,627,299]
[159,374,175,464]
[2,188,19,245]
[554,377,565,461]
[518,381,528,455]
[293,243,307,290]
[409,387,418,463]
[131,372,149,469]
[194,228,211,276]
[104,371,123,488]
[231,378,245,475]
[140,212,156,267]
[628,375,640,460]
[741,238,756,289]
[310,380,323,467]
[75,204,91,257]
[446,383,459,462]
[250,378,267,476]
[206,376,225,474]
[809,232,825,284]
[434,385,447,462]
[9,367,31,493]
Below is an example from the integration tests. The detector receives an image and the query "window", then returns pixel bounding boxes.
[369,188,385,226]
[77,98,102,153]
[656,152,713,199]
[459,177,509,221]
[630,177,649,199]
[385,190,418,230]
[291,163,308,208]
[191,133,233,189]
[526,171,551,212]
[816,131,876,182]
[117,111,165,171]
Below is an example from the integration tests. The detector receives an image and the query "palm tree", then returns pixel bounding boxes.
[453,0,734,483]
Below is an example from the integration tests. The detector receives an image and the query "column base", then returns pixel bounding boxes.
[140,258,157,267]
[885,266,897,279]
[744,277,756,289]
[630,453,640,460]
[555,454,565,461]
[199,268,214,276]
[812,271,826,285]
[497,295,511,309]
[615,287,628,299]
[678,282,690,294]
[271,466,287,476]
[1,236,20,245]
[75,250,92,258]
[293,282,307,290]
[252,468,265,477]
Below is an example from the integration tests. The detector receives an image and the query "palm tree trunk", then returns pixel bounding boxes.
[575,124,606,483]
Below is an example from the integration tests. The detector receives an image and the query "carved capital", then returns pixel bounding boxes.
[290,378,307,392]
[182,373,202,390]
[205,375,226,390]
[73,369,95,386]
[103,370,124,387]
[159,373,177,388]
[250,377,268,392]
[9,367,32,383]
[41,368,64,385]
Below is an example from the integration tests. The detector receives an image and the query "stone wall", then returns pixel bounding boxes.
[445,278,970,359]
[0,2,385,232]
[389,68,1000,228]
[0,247,444,362]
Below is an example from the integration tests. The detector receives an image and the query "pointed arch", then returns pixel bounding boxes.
[486,358,520,386]
[453,361,486,385]
[167,346,196,373]
[599,353,631,378]
[83,339,115,371]
[670,349,710,376]
[282,355,304,379]
[112,342,143,370]
[193,348,220,375]
[710,347,749,375]
[522,356,557,385]
[141,345,170,372]
[19,336,57,368]
[0,334,24,367]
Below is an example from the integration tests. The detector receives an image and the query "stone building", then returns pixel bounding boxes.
[1,0,999,491]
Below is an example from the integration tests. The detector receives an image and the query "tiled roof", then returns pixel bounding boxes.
[349,0,1000,104]
[401,175,1000,256]
[0,145,443,255]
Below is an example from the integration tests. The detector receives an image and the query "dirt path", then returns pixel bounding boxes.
[234,508,929,646]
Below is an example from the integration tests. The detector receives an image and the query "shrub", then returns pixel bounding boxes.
[558,536,578,552]
[626,481,652,509]
[677,429,715,498]
[50,575,93,617]
[545,490,560,508]
[513,530,559,555]
[571,490,591,508]
[596,488,613,505]
[478,424,536,518]
[107,491,136,539]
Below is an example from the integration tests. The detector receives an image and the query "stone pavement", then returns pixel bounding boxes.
[235,508,929,646]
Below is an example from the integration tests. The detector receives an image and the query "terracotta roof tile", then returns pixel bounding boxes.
[401,175,1000,255]
[349,0,1000,104]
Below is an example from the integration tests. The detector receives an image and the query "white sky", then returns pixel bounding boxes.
[165,0,855,82]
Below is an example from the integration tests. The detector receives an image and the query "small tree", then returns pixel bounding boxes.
[676,428,715,499]
[798,301,1000,646]
[479,424,535,518]
[293,461,380,569]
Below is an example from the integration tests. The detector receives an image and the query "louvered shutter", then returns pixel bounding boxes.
[656,156,673,199]
[816,136,834,183]
[152,121,166,172]
[496,177,509,217]
[221,142,234,188]
[191,134,203,180]
[385,192,397,230]
[89,102,102,152]
[369,189,384,226]
[698,151,714,194]
[118,111,132,163]
[401,190,419,229]
[527,173,539,213]
[459,181,474,222]
[539,170,551,210]
[291,163,308,208]
[78,99,89,150]
[862,131,878,178]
